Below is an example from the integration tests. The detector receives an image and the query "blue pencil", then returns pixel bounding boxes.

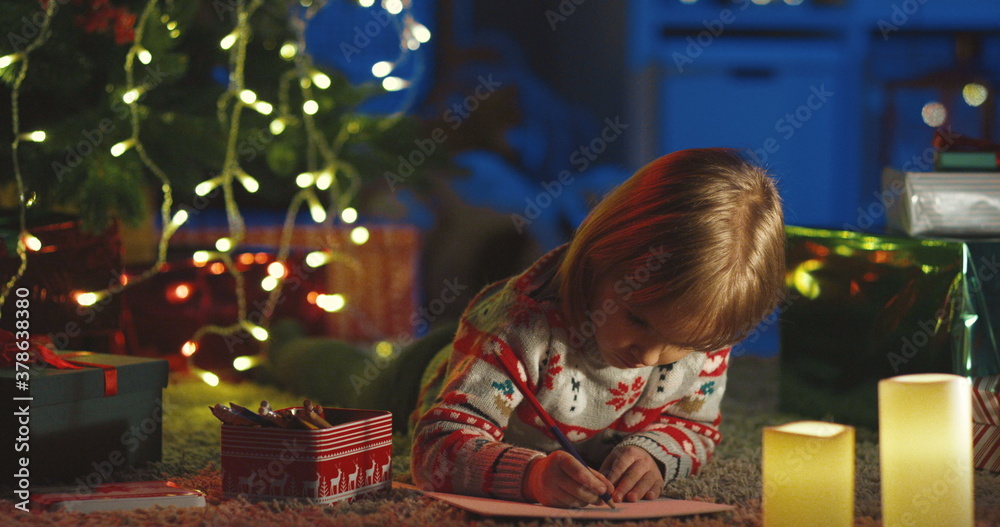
[491,346,616,508]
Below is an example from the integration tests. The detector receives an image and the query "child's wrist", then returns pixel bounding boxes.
[522,456,543,502]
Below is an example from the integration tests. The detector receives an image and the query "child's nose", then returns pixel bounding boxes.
[630,345,661,367]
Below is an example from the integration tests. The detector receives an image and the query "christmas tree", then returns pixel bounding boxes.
[0,0,446,364]
[0,0,443,231]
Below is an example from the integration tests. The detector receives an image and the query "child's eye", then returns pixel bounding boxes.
[625,311,648,328]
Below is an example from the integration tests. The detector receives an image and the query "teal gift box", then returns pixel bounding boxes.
[0,352,168,486]
[779,226,1000,429]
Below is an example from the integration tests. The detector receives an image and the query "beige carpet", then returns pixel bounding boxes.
[3,356,999,526]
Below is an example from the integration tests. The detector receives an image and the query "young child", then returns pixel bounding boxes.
[410,148,786,508]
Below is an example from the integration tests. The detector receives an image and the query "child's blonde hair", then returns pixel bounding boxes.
[558,148,785,352]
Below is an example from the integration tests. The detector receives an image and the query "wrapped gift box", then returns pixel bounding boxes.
[221,408,392,504]
[779,226,1000,429]
[882,168,1000,237]
[31,480,206,512]
[973,375,1000,472]
[0,352,169,485]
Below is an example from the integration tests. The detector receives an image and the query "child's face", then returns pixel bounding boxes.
[589,278,697,369]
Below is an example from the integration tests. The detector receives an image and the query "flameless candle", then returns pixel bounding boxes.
[762,421,854,527]
[879,374,973,527]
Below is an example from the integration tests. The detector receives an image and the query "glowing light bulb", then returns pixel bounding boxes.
[200,371,220,386]
[341,207,358,223]
[296,172,315,188]
[350,226,370,245]
[412,23,431,43]
[193,250,210,264]
[166,21,178,30]
[170,209,189,227]
[21,130,46,142]
[216,237,233,252]
[0,53,22,69]
[963,83,988,107]
[76,292,100,307]
[233,356,260,371]
[237,171,259,193]
[359,0,375,6]
[249,325,269,341]
[921,102,947,127]
[382,76,408,92]
[269,118,287,135]
[280,41,297,60]
[181,340,197,357]
[122,88,143,104]
[310,203,327,223]
[261,275,278,291]
[303,100,319,115]
[23,234,41,251]
[375,341,393,358]
[311,71,331,89]
[406,38,420,51]
[252,101,273,115]
[316,293,346,312]
[371,61,393,78]
[136,47,152,64]
[315,170,333,190]
[267,261,286,278]
[238,89,257,104]
[305,251,329,268]
[220,31,238,50]
[384,0,403,14]
[195,179,218,196]
[110,139,135,157]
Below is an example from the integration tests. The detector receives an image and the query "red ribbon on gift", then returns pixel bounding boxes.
[60,351,119,397]
[1,330,117,396]
[0,329,82,370]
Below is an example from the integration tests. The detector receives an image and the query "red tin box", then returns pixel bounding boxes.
[221,408,392,504]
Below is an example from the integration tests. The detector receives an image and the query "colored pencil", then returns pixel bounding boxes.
[490,345,615,509]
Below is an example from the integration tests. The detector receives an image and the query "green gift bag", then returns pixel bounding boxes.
[779,226,1000,429]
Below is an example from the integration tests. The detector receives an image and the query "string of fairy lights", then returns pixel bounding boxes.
[2,0,431,385]
[0,0,57,318]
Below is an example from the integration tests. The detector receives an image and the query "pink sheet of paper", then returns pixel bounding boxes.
[394,482,734,520]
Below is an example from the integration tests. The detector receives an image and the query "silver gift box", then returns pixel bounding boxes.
[882,168,1000,237]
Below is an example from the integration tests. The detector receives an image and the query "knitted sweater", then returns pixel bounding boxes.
[410,244,729,501]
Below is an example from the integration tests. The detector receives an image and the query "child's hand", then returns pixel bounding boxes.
[522,451,615,508]
[600,446,664,502]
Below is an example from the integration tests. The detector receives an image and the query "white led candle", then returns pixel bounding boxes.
[762,421,854,527]
[879,374,973,527]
